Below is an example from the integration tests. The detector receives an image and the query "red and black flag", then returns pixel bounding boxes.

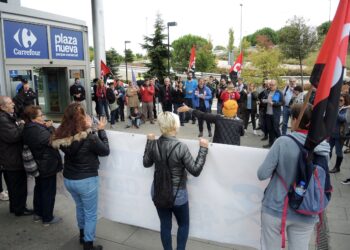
[188,45,196,77]
[100,60,112,78]
[229,52,243,83]
[305,0,350,151]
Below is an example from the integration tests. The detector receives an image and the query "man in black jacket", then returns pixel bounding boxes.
[0,96,32,216]
[13,81,37,118]
[70,78,86,108]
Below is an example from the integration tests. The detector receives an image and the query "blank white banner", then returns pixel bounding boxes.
[98,131,268,249]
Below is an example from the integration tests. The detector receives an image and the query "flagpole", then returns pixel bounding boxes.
[240,3,243,53]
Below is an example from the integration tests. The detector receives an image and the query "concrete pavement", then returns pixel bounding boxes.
[1,118,349,250]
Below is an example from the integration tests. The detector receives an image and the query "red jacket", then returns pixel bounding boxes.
[140,85,155,103]
[96,86,107,100]
[220,90,240,103]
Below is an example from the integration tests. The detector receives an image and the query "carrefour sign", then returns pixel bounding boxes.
[50,27,84,60]
[3,20,49,59]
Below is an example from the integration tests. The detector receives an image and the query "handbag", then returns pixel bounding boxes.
[22,145,39,177]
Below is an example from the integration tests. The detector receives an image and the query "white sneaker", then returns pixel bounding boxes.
[110,124,115,129]
[0,191,9,201]
[253,130,258,135]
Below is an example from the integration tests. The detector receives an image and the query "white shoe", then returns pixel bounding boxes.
[110,124,115,129]
[0,191,9,201]
[253,130,257,135]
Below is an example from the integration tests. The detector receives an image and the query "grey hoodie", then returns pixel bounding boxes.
[257,132,330,223]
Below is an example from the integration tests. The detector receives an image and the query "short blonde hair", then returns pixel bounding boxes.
[157,112,180,135]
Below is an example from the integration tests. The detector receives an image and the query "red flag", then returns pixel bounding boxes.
[100,60,112,77]
[229,52,243,74]
[188,45,196,74]
[305,0,350,150]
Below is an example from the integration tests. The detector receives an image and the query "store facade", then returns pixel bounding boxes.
[0,3,91,117]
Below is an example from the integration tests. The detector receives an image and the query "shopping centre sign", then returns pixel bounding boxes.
[3,20,84,60]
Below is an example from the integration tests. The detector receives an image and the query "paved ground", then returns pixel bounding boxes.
[1,116,349,250]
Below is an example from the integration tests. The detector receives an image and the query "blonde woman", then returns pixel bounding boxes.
[143,112,208,250]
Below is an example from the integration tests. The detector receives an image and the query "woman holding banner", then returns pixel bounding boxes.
[143,112,208,250]
[52,103,109,250]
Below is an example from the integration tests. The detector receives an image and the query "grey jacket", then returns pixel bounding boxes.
[143,135,208,189]
[257,132,330,223]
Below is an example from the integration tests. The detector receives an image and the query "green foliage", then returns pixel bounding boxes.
[227,28,234,52]
[106,48,123,75]
[248,47,285,83]
[244,27,278,46]
[135,53,144,60]
[278,16,318,62]
[141,13,168,83]
[172,34,216,73]
[214,45,226,51]
[317,21,331,37]
[89,46,94,62]
[124,49,134,63]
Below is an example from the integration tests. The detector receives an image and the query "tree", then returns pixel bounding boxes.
[172,34,216,73]
[214,45,226,51]
[316,21,331,45]
[141,13,168,83]
[124,49,134,63]
[89,46,94,62]
[278,16,318,85]
[245,47,285,85]
[106,48,123,76]
[244,27,278,46]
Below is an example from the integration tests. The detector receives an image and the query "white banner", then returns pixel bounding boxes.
[98,131,269,249]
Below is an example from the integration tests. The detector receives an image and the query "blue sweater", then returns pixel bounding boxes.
[184,79,198,99]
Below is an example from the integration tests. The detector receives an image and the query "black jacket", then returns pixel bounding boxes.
[0,111,24,171]
[23,122,62,178]
[13,88,37,117]
[52,129,109,180]
[192,109,244,145]
[70,84,86,102]
[143,135,208,189]
[171,87,186,104]
[159,85,173,104]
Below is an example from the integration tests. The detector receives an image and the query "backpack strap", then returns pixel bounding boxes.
[275,172,289,249]
[157,140,183,205]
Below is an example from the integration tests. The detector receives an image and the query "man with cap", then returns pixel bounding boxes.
[178,99,244,145]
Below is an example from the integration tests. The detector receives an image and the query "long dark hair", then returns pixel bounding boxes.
[54,103,89,139]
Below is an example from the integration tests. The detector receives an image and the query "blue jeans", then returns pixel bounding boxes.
[217,102,222,115]
[64,176,99,242]
[97,99,110,121]
[156,202,189,250]
[282,106,291,135]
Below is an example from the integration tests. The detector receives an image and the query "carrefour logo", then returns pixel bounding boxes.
[12,28,41,56]
[14,28,37,48]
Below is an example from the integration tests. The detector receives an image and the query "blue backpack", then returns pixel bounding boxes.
[277,135,332,248]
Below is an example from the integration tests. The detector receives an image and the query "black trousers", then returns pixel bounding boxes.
[244,109,257,130]
[0,170,4,193]
[162,102,173,112]
[184,98,195,122]
[3,170,28,214]
[266,114,281,145]
[197,106,211,133]
[33,175,57,222]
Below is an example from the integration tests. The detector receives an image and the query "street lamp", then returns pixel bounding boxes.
[167,21,177,76]
[124,40,131,83]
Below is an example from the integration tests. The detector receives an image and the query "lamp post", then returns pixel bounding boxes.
[239,3,243,53]
[167,21,177,76]
[124,40,131,82]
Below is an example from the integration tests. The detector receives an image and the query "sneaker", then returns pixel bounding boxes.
[198,132,203,137]
[43,216,62,226]
[0,191,9,201]
[33,214,42,222]
[125,125,131,129]
[341,178,350,185]
[253,130,258,135]
[192,120,196,124]
[110,124,115,129]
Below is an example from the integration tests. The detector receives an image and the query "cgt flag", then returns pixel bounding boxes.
[229,52,243,82]
[305,0,350,151]
[188,45,196,77]
[100,60,112,77]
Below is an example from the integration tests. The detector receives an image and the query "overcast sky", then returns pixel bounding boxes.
[21,0,339,54]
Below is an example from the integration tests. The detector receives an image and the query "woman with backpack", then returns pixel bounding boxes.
[257,103,330,250]
[143,112,208,250]
[329,94,350,174]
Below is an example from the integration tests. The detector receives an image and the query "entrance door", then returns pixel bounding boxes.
[33,67,69,115]
[8,69,34,97]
